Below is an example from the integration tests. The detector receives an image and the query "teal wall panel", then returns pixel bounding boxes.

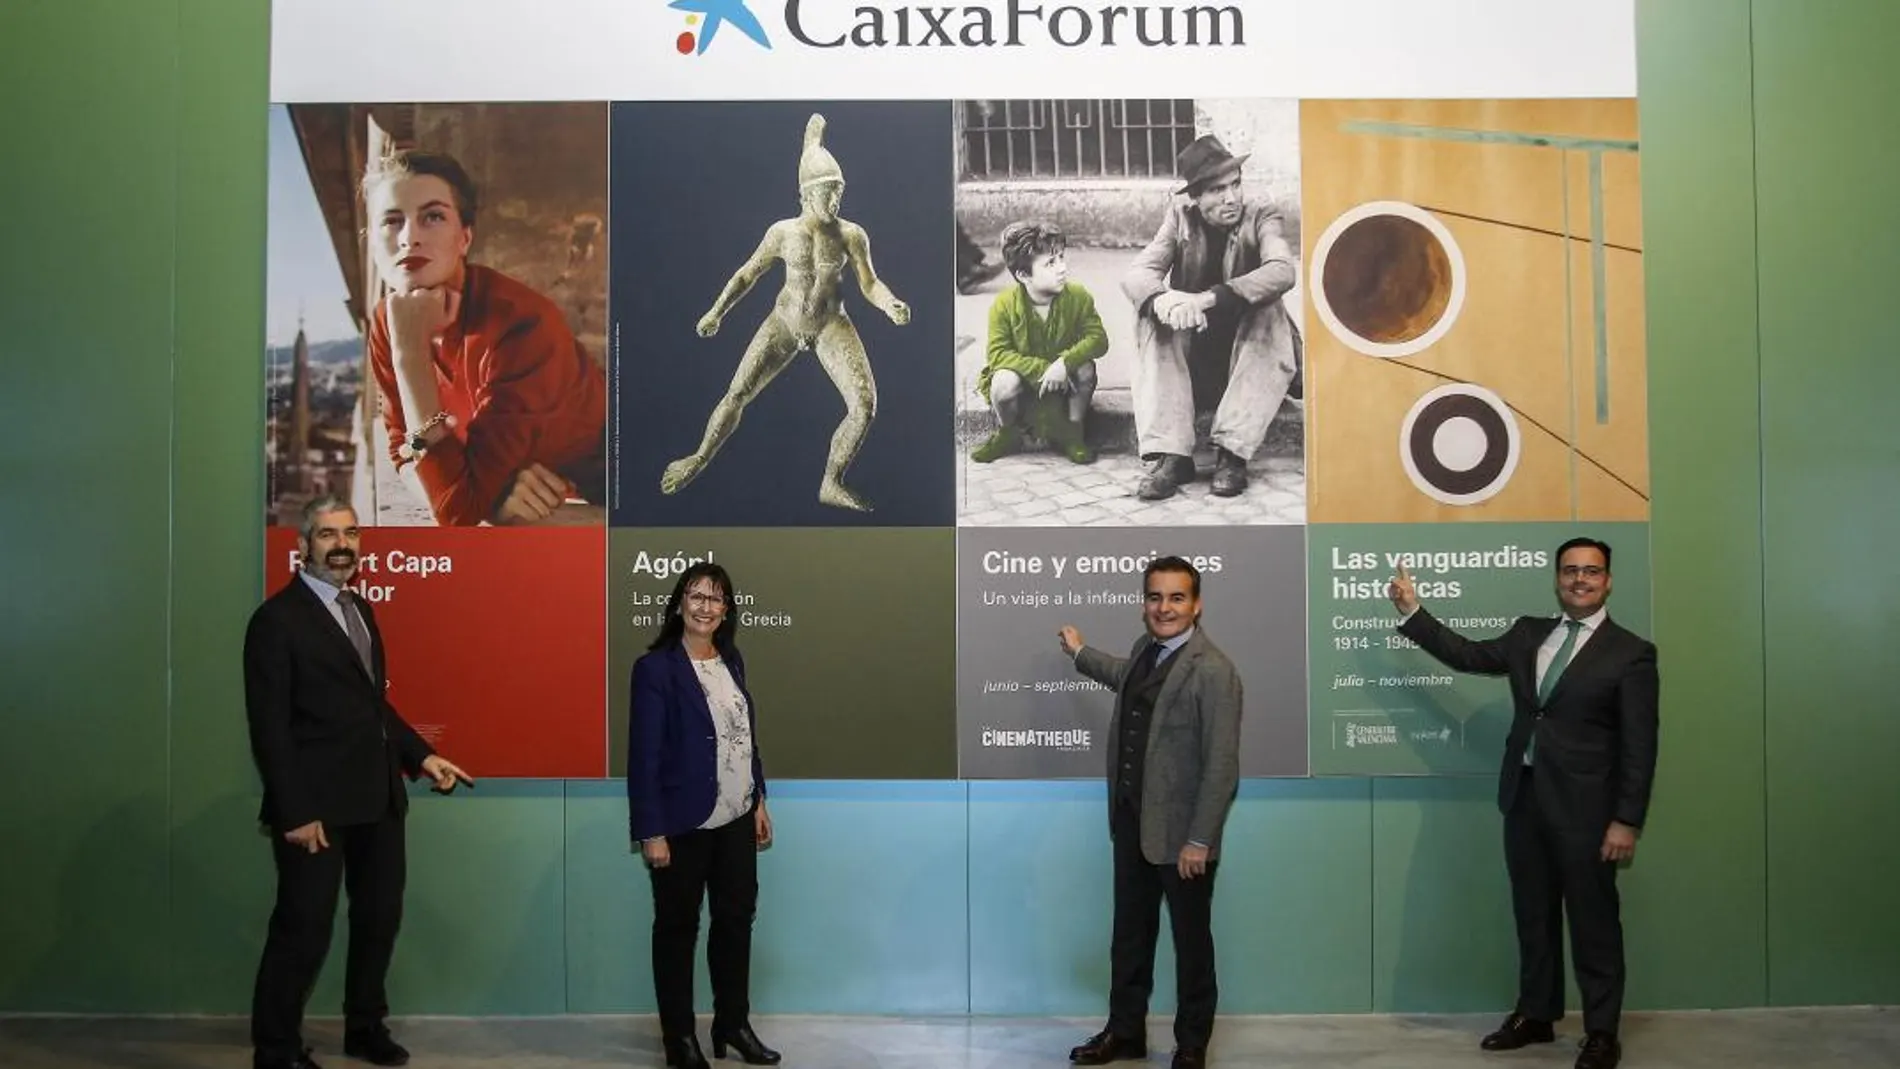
[747,783,971,1015]
[967,781,1115,1016]
[563,782,651,1014]
[1213,780,1373,1014]
[1370,778,1516,1013]
[385,783,569,1015]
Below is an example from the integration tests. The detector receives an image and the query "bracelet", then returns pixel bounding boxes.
[405,411,452,457]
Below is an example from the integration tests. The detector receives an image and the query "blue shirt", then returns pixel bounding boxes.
[1151,626,1195,665]
[299,569,358,638]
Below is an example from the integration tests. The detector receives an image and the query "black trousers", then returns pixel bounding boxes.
[648,808,759,1040]
[1505,768,1625,1035]
[1107,798,1219,1049]
[251,814,406,1058]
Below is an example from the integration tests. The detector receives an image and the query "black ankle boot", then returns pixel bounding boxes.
[664,1033,710,1069]
[710,1022,781,1065]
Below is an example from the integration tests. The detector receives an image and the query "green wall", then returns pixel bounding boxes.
[1750,0,1900,1004]
[2,0,1894,1015]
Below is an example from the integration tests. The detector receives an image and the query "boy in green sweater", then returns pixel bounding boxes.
[972,222,1108,464]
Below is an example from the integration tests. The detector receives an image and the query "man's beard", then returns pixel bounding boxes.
[305,549,357,585]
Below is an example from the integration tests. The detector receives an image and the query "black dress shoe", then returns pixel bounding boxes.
[711,1022,782,1064]
[342,1031,409,1066]
[254,1050,321,1069]
[1209,447,1248,497]
[1171,1046,1207,1069]
[1575,1031,1621,1069]
[1481,1013,1556,1051]
[1136,454,1196,500]
[665,1034,712,1069]
[1070,1028,1147,1065]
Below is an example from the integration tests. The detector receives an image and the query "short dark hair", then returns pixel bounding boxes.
[999,221,1065,280]
[1554,537,1612,574]
[1143,555,1201,598]
[647,561,740,653]
[362,148,479,227]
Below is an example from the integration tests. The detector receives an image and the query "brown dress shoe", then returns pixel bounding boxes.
[1481,1013,1556,1050]
[1069,1028,1147,1065]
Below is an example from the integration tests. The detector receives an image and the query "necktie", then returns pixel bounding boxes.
[1537,619,1585,706]
[334,590,375,678]
[1526,620,1583,767]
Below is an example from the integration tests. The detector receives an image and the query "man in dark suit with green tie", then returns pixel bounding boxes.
[1056,556,1243,1069]
[1388,537,1659,1069]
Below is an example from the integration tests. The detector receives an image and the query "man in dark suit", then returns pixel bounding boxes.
[1056,556,1243,1069]
[243,496,473,1069]
[1389,536,1658,1069]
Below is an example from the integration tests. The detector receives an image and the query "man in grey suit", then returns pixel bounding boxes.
[1057,556,1243,1069]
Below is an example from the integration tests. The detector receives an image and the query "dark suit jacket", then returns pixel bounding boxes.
[242,574,435,833]
[1074,629,1243,864]
[626,642,768,843]
[1400,607,1659,836]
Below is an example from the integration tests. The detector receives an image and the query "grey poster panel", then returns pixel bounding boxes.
[957,526,1309,778]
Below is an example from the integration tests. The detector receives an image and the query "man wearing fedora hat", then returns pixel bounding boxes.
[1120,134,1301,501]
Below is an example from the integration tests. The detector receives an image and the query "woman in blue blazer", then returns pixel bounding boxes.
[628,561,777,1069]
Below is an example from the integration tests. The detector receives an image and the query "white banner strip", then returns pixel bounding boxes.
[270,0,1635,103]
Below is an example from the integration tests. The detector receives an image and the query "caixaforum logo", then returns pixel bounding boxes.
[670,0,773,55]
[672,0,1244,54]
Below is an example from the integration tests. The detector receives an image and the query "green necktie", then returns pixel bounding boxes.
[1538,619,1585,706]
[1527,620,1583,766]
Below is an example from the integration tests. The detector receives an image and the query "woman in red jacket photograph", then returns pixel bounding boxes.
[363,148,607,526]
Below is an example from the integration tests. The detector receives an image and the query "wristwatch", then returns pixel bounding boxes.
[406,411,452,456]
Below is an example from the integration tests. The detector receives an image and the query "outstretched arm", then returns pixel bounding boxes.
[1389,565,1516,676]
[844,222,910,325]
[1400,608,1520,677]
[700,225,785,334]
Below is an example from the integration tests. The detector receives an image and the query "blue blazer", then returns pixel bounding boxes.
[627,642,768,842]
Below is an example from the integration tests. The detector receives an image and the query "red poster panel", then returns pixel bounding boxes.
[264,526,606,778]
